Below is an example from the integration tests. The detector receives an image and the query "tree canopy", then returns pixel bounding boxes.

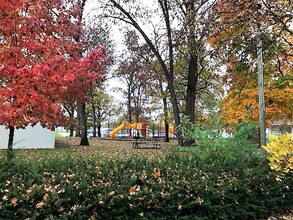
[0,0,105,152]
[212,0,293,126]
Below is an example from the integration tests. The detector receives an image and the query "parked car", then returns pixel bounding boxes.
[87,131,95,137]
[150,132,166,138]
[116,130,129,138]
[101,129,113,137]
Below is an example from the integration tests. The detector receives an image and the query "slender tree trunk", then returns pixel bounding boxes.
[135,113,139,124]
[75,0,87,143]
[160,0,183,145]
[97,122,102,137]
[92,117,97,137]
[127,86,132,137]
[92,123,97,137]
[184,0,198,146]
[165,122,169,142]
[184,54,198,146]
[168,80,182,145]
[186,55,197,122]
[7,126,15,160]
[128,86,132,123]
[186,0,197,122]
[160,82,170,142]
[69,107,75,137]
[91,92,97,138]
[78,103,89,145]
[75,109,81,137]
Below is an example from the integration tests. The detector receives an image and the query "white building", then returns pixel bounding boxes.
[267,121,293,136]
[0,124,55,149]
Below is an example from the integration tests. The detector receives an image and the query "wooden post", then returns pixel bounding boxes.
[256,25,266,147]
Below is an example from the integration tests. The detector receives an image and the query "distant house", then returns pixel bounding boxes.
[0,124,55,149]
[267,121,293,136]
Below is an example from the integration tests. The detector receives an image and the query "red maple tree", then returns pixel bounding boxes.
[0,0,105,156]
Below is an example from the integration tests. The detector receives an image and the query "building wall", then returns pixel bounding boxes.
[267,125,293,136]
[0,124,55,149]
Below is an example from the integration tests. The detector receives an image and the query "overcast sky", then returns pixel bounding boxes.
[84,1,127,103]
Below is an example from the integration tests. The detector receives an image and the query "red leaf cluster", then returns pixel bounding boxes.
[0,0,105,129]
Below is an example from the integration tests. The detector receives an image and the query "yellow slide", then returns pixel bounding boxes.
[109,122,143,137]
[109,122,124,137]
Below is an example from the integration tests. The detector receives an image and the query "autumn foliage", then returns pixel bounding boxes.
[0,0,105,130]
[263,133,293,181]
[211,0,293,126]
[220,87,293,125]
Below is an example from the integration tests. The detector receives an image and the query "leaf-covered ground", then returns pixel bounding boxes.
[0,137,177,162]
[55,137,177,159]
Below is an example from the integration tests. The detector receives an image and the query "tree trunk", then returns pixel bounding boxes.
[186,0,197,122]
[165,122,169,142]
[167,79,182,145]
[97,122,102,137]
[128,86,132,123]
[184,54,198,146]
[127,86,132,137]
[184,1,198,146]
[78,102,89,145]
[159,0,182,145]
[75,108,81,137]
[91,92,97,138]
[160,82,170,142]
[186,55,197,122]
[69,107,75,137]
[74,0,87,140]
[93,120,97,137]
[7,126,15,160]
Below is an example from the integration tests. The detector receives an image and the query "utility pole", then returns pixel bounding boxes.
[256,23,266,147]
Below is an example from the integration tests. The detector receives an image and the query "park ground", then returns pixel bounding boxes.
[55,137,177,158]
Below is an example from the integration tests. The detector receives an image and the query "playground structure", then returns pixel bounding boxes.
[109,120,175,139]
[109,121,143,138]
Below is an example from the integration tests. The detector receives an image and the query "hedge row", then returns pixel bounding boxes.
[0,145,292,219]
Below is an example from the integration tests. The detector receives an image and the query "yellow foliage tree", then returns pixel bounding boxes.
[262,133,293,181]
[213,0,293,127]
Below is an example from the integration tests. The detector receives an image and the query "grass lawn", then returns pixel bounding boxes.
[0,137,292,219]
[0,137,177,164]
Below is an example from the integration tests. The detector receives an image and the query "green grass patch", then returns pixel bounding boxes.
[54,131,64,138]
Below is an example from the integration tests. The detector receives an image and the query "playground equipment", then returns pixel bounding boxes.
[109,121,143,138]
[169,125,175,138]
[109,120,176,139]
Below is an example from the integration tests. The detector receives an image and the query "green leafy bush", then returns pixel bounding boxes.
[176,116,212,147]
[176,116,263,170]
[232,121,259,146]
[177,116,258,148]
[0,146,292,219]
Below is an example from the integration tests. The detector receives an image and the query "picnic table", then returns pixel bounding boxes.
[132,137,161,149]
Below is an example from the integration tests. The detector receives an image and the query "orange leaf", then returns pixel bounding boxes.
[36,201,45,209]
[11,198,17,206]
[153,168,161,178]
[129,186,136,193]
